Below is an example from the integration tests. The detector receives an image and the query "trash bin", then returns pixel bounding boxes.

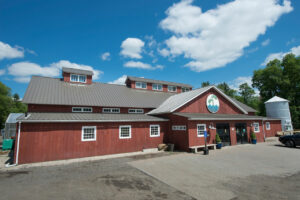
[167,143,174,152]
[2,139,14,150]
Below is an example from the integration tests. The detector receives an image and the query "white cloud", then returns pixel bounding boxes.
[261,39,270,46]
[229,76,259,95]
[0,41,24,60]
[108,75,127,85]
[124,61,164,70]
[120,38,145,59]
[101,52,111,61]
[262,45,300,65]
[8,60,103,83]
[158,48,170,57]
[159,0,293,72]
[0,69,5,76]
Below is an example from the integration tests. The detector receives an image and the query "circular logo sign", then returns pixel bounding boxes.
[206,94,219,113]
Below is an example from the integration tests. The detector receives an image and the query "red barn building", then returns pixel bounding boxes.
[14,67,282,164]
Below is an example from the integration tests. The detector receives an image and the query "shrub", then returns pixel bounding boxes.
[250,131,256,140]
[215,133,221,143]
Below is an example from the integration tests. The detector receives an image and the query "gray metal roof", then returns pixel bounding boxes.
[17,113,168,122]
[148,86,253,115]
[22,76,174,108]
[62,67,94,76]
[126,76,192,88]
[6,113,24,123]
[174,113,280,121]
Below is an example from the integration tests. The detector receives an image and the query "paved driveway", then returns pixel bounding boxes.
[130,142,300,200]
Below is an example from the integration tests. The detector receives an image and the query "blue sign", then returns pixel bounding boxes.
[204,131,207,138]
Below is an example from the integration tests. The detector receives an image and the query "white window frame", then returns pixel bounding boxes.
[172,125,186,131]
[152,83,163,91]
[102,108,120,113]
[72,107,93,112]
[70,74,87,83]
[182,87,190,93]
[150,125,160,137]
[128,109,144,114]
[253,122,260,133]
[168,85,177,92]
[135,82,147,89]
[197,124,206,137]
[119,125,131,139]
[266,122,270,130]
[81,126,96,141]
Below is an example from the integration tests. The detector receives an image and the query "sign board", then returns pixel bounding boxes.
[206,94,220,113]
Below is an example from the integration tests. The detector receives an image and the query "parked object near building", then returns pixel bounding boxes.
[265,96,293,131]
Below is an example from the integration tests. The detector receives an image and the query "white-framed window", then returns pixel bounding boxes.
[119,125,131,139]
[197,124,206,137]
[172,125,186,131]
[152,83,163,91]
[135,82,147,89]
[102,108,120,113]
[266,122,270,130]
[253,122,260,133]
[81,126,96,141]
[168,85,177,92]
[128,109,144,114]
[70,74,87,83]
[72,107,93,112]
[182,87,190,93]
[150,125,160,137]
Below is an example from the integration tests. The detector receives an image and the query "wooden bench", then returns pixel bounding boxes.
[189,144,216,153]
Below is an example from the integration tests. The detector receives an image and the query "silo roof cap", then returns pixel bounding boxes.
[265,96,289,103]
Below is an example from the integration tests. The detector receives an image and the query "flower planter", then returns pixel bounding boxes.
[252,139,257,144]
[216,143,222,149]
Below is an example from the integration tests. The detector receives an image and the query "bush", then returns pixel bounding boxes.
[250,131,256,140]
[215,133,221,143]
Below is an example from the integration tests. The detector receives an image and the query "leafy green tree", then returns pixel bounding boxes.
[217,82,237,98]
[239,83,255,105]
[201,81,211,87]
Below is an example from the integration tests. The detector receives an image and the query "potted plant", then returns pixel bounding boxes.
[215,133,222,149]
[250,130,257,144]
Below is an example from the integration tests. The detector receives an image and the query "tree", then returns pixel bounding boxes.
[217,82,237,98]
[201,81,211,87]
[252,53,300,129]
[239,83,255,105]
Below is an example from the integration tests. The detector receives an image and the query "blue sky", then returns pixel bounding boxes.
[0,0,299,97]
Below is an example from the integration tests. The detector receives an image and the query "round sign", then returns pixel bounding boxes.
[206,94,219,113]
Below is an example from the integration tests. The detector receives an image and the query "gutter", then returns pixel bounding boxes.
[18,119,169,123]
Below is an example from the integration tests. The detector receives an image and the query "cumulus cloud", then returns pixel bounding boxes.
[261,39,270,47]
[0,41,24,60]
[262,45,300,65]
[159,0,293,72]
[8,60,103,83]
[120,38,145,59]
[124,61,164,70]
[0,69,5,76]
[108,75,127,85]
[101,52,111,61]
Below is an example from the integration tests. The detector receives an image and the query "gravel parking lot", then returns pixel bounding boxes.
[0,140,299,200]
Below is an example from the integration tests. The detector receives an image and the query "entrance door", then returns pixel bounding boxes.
[216,123,231,146]
[235,123,248,144]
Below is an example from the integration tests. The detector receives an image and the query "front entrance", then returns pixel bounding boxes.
[235,123,248,144]
[216,123,231,146]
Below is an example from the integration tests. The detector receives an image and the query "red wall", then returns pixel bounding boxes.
[176,88,244,114]
[264,120,282,137]
[63,72,92,85]
[28,104,153,113]
[15,121,167,164]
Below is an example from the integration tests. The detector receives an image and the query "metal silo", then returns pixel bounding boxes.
[265,96,293,131]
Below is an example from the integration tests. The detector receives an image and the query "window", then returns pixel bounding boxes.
[102,108,120,113]
[70,74,87,83]
[82,126,96,141]
[136,82,147,89]
[119,125,131,139]
[197,124,206,137]
[168,85,177,92]
[172,125,186,131]
[182,87,190,92]
[150,125,160,137]
[266,122,270,130]
[128,109,144,114]
[72,107,93,112]
[152,83,163,91]
[253,122,260,133]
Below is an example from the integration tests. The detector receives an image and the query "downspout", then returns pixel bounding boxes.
[262,120,265,142]
[5,121,21,167]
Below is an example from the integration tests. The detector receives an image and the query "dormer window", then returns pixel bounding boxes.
[152,83,162,91]
[182,87,190,92]
[136,82,147,89]
[168,85,177,92]
[70,74,87,83]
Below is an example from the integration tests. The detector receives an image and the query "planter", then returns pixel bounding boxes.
[251,139,257,144]
[216,143,222,149]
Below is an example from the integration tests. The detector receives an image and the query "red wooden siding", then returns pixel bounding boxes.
[15,121,167,164]
[176,88,244,114]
